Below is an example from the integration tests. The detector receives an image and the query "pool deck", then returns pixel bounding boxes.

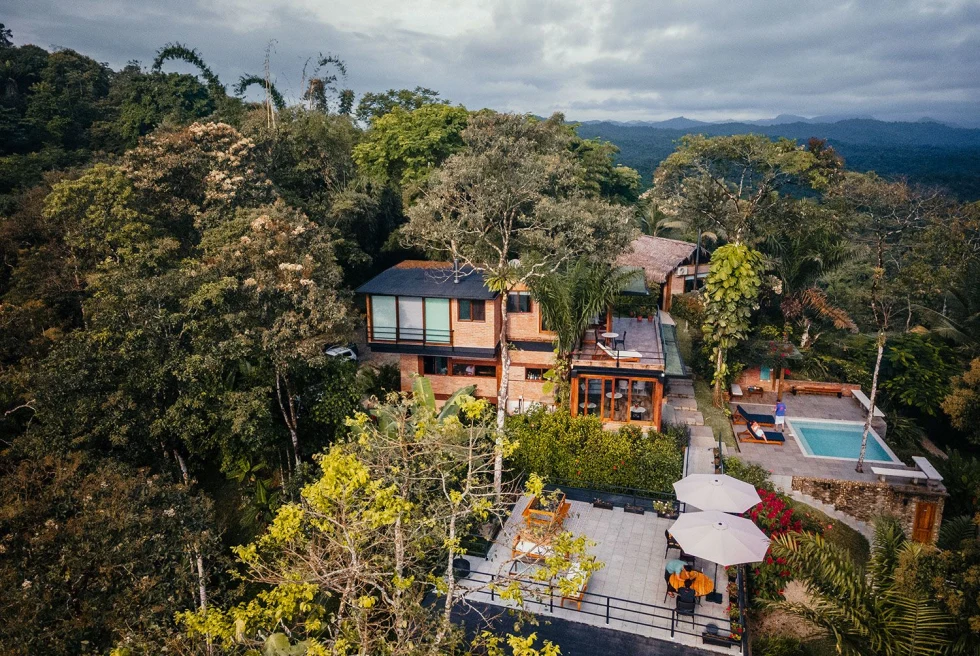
[731,394,897,484]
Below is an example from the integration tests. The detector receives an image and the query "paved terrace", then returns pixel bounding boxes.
[572,316,666,371]
[731,395,890,484]
[460,496,737,654]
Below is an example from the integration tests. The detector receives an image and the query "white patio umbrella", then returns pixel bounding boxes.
[668,510,771,567]
[673,474,762,514]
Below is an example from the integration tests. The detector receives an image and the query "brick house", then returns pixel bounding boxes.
[357,249,688,430]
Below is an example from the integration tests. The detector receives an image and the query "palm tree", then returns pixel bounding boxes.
[770,518,950,656]
[531,261,635,405]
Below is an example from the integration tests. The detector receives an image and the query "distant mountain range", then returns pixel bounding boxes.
[574,117,980,200]
[579,114,963,129]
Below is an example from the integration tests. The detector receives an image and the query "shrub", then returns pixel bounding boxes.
[754,635,806,656]
[723,456,774,491]
[745,490,823,601]
[506,407,684,493]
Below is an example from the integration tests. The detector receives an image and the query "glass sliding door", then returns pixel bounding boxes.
[398,297,424,341]
[370,295,397,341]
[424,298,450,343]
[631,380,655,423]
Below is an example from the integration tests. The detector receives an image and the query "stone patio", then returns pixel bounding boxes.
[459,496,738,654]
[731,396,893,484]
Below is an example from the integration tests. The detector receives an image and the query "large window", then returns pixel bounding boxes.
[525,368,545,381]
[458,299,486,322]
[575,375,658,424]
[422,356,449,375]
[452,361,496,377]
[369,295,450,343]
[507,292,532,313]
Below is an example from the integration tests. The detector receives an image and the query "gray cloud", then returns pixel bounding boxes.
[5,0,980,125]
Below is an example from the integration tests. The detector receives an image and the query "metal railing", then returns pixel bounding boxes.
[369,326,453,346]
[544,480,681,511]
[463,568,743,651]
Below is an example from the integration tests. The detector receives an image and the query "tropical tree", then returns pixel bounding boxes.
[180,389,599,655]
[355,86,443,124]
[403,112,634,494]
[944,357,980,446]
[652,134,829,244]
[151,42,224,94]
[701,243,765,406]
[770,519,951,656]
[828,172,934,472]
[531,260,636,404]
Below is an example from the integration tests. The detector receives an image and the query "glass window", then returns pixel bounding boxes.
[760,365,771,381]
[458,299,486,322]
[370,295,397,341]
[630,380,655,423]
[525,368,545,381]
[452,362,495,377]
[398,297,424,341]
[424,298,450,343]
[421,356,448,375]
[506,292,531,313]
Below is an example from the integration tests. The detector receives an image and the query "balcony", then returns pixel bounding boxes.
[369,325,453,346]
[572,315,667,373]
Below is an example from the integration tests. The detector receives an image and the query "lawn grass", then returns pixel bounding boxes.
[674,318,736,447]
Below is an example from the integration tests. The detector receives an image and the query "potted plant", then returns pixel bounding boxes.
[726,566,738,583]
[653,500,679,519]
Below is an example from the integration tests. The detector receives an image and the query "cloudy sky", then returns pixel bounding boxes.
[6,0,980,125]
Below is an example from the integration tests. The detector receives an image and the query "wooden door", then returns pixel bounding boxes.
[912,501,937,543]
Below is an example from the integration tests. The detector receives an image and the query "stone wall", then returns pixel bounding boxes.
[791,476,946,544]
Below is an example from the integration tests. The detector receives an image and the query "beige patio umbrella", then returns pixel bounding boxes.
[672,474,761,514]
[668,510,771,567]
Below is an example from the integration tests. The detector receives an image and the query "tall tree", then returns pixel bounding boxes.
[702,243,764,406]
[355,86,443,124]
[652,134,827,244]
[828,172,933,472]
[403,112,634,494]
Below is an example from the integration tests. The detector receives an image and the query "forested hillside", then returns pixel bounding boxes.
[2,25,980,656]
[577,120,980,200]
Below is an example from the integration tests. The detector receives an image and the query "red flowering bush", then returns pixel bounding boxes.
[744,490,822,601]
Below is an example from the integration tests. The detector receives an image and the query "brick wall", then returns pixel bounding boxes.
[450,297,498,348]
[791,476,946,544]
[398,355,500,400]
[509,348,557,408]
[736,366,862,394]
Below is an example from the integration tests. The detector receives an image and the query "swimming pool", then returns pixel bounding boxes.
[787,418,899,463]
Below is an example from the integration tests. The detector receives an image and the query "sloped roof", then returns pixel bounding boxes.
[356,261,498,300]
[615,236,699,284]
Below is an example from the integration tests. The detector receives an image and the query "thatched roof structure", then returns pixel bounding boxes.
[615,236,699,285]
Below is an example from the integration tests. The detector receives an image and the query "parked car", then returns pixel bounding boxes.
[325,344,359,362]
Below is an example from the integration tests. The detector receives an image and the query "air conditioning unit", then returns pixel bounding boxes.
[676,266,689,276]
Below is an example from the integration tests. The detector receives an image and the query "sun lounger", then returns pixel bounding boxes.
[737,429,785,444]
[559,563,591,610]
[596,342,642,362]
[512,533,554,561]
[732,404,776,427]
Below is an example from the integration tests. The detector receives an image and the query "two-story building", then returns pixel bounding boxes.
[356,237,700,431]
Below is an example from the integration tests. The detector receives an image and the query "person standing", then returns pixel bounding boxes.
[774,400,787,429]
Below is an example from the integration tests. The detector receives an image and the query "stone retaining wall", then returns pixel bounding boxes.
[791,476,946,544]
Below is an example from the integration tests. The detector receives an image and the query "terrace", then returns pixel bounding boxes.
[571,315,667,372]
[458,491,745,653]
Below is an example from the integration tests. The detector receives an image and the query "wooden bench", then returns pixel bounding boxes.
[791,383,844,397]
[512,533,554,561]
[870,467,928,483]
[852,389,886,418]
[559,563,591,610]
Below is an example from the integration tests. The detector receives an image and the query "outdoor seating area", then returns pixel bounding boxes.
[459,474,769,652]
[573,315,666,370]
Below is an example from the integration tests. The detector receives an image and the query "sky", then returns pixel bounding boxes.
[6,0,980,126]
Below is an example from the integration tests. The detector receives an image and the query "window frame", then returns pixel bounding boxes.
[457,299,486,322]
[420,356,449,376]
[506,292,532,314]
[525,367,546,381]
[451,360,497,378]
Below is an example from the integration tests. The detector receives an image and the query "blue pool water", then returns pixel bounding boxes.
[790,419,896,462]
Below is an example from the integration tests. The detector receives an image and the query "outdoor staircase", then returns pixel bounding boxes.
[787,490,875,541]
[665,379,704,426]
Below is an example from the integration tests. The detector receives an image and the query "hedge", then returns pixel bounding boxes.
[506,407,685,494]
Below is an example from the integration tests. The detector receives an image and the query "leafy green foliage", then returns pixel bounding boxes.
[770,521,952,656]
[934,449,980,518]
[355,86,443,124]
[506,407,684,492]
[0,453,218,656]
[943,357,980,446]
[702,243,765,403]
[878,333,958,416]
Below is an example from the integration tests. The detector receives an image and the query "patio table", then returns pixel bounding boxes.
[669,570,714,597]
[600,332,618,345]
